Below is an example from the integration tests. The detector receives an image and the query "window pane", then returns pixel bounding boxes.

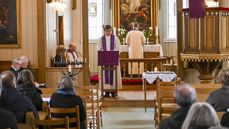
[89,0,103,41]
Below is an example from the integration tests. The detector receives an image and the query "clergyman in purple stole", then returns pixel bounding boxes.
[101,34,115,85]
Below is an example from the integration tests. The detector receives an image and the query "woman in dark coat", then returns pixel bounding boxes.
[17,69,43,111]
[53,45,67,67]
[50,75,86,129]
[0,71,39,123]
[0,76,18,129]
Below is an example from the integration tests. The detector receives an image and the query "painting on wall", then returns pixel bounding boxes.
[119,0,151,31]
[0,0,21,48]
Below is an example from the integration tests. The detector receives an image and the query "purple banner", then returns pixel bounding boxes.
[189,0,205,18]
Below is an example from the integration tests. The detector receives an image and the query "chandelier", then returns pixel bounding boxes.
[48,0,67,12]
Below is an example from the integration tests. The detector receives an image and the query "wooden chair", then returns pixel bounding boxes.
[193,83,221,102]
[40,88,56,98]
[49,106,81,129]
[31,116,70,129]
[154,79,179,127]
[76,85,102,129]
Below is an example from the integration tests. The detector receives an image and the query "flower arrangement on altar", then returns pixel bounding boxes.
[117,28,127,45]
[143,27,153,44]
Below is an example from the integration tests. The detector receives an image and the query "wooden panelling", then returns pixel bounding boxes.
[45,67,83,88]
[0,0,38,68]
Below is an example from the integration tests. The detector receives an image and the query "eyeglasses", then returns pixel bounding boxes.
[105,29,112,32]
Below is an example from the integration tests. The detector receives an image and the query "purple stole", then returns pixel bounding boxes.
[102,35,115,85]
[67,49,76,62]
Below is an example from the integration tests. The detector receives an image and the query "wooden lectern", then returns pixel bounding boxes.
[98,51,119,98]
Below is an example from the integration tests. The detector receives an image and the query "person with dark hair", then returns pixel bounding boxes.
[50,75,86,129]
[159,83,196,129]
[0,76,18,129]
[0,71,39,123]
[125,22,145,76]
[17,69,43,111]
[97,25,122,97]
[207,68,229,111]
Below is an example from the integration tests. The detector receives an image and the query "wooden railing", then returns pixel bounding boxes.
[119,57,170,79]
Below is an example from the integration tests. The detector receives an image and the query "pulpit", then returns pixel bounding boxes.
[98,51,119,98]
[181,7,229,83]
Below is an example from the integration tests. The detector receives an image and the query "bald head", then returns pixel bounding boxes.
[69,43,76,50]
[174,83,196,107]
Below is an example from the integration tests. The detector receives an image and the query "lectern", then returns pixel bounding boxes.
[98,51,119,98]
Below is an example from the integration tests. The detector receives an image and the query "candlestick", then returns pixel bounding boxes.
[68,65,72,72]
[155,26,158,36]
[154,67,158,72]
[113,27,116,35]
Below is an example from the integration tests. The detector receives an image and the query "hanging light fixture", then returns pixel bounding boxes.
[48,0,67,12]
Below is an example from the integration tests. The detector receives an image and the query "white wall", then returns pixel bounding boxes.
[46,0,72,67]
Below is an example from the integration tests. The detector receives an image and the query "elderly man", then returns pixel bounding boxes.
[207,68,229,111]
[19,56,29,70]
[0,71,39,123]
[66,43,81,64]
[159,83,196,129]
[0,76,18,129]
[9,57,21,78]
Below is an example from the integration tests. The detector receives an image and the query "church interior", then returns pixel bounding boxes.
[1,0,229,129]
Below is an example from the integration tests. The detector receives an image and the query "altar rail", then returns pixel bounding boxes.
[119,57,170,79]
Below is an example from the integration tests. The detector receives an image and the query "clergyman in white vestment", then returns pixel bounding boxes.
[126,23,146,75]
[97,25,122,97]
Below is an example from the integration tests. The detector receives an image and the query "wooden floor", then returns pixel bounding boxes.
[101,90,156,107]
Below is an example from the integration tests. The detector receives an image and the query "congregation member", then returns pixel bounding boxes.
[207,68,229,111]
[182,102,220,129]
[53,45,67,67]
[17,69,43,111]
[97,25,122,97]
[159,83,196,129]
[125,22,145,75]
[9,57,21,78]
[50,75,86,129]
[0,71,39,123]
[66,43,82,64]
[19,56,29,70]
[0,76,18,129]
[220,111,229,128]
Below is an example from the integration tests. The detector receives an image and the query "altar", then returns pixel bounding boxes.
[120,44,164,57]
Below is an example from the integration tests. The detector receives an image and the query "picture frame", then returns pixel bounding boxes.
[0,0,21,48]
[119,0,152,31]
[113,0,158,32]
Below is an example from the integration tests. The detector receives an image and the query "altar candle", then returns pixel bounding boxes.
[113,27,116,35]
[68,65,72,72]
[155,26,159,36]
[154,67,158,72]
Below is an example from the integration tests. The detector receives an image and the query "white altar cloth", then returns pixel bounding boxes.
[120,44,163,56]
[142,71,177,84]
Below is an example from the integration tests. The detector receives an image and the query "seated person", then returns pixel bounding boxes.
[9,57,21,78]
[0,78,18,129]
[19,56,29,71]
[54,45,67,67]
[182,102,220,129]
[159,83,196,129]
[17,70,43,111]
[207,68,229,111]
[50,75,86,129]
[66,43,82,64]
[0,71,39,123]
